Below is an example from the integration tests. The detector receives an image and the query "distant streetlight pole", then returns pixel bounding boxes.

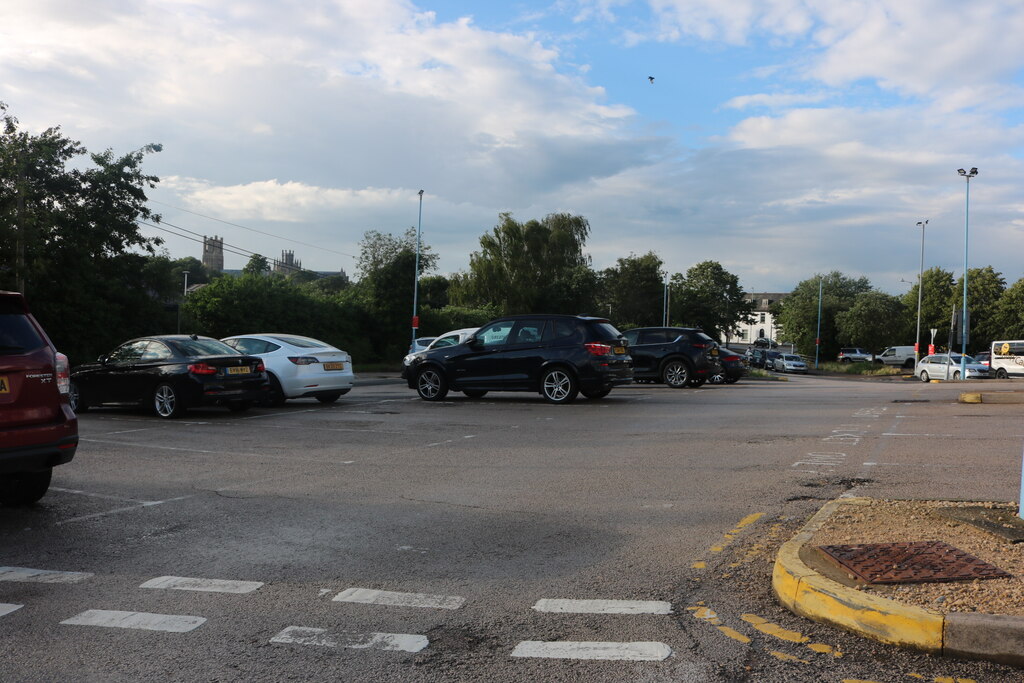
[814,276,823,369]
[177,270,189,334]
[957,168,977,379]
[914,220,927,369]
[662,277,669,326]
[411,190,424,349]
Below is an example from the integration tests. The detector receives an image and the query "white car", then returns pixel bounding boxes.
[408,337,436,354]
[915,354,990,382]
[773,353,807,373]
[222,333,354,405]
[402,327,478,378]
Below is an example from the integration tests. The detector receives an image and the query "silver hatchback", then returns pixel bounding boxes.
[915,354,989,382]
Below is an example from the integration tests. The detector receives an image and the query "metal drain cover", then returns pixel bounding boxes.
[817,541,1012,584]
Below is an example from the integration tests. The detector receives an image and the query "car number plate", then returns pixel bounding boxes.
[323,362,345,371]
[227,366,251,375]
[711,348,719,356]
[0,375,8,393]
[613,346,625,355]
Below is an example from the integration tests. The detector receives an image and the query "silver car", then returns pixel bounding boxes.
[773,353,807,373]
[915,354,990,382]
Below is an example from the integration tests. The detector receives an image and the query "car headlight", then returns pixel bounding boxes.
[403,354,415,365]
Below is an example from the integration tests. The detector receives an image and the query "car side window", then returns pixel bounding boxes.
[141,341,173,362]
[476,321,515,347]
[511,320,546,344]
[108,340,149,364]
[433,334,460,349]
[230,338,267,354]
[623,330,639,346]
[638,330,669,344]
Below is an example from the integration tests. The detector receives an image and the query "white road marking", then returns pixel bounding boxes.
[0,567,92,583]
[511,640,672,661]
[61,609,205,632]
[333,587,465,610]
[49,487,150,503]
[56,495,194,526]
[270,626,428,652]
[881,432,954,437]
[140,576,263,594]
[0,603,23,617]
[532,598,672,615]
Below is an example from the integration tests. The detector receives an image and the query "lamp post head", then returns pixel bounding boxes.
[958,167,978,178]
[916,219,928,228]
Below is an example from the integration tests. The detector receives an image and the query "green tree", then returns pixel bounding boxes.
[774,272,872,358]
[992,278,1024,340]
[600,252,664,328]
[243,254,271,276]
[952,266,1005,353]
[451,212,592,314]
[901,267,955,350]
[835,291,910,352]
[670,260,754,341]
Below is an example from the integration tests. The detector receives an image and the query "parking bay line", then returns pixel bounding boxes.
[140,576,263,594]
[333,588,465,610]
[271,626,428,653]
[511,641,672,661]
[61,609,205,633]
[0,604,24,617]
[0,567,93,584]
[532,599,672,615]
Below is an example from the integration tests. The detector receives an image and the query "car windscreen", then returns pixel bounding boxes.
[168,338,239,357]
[268,335,327,348]
[0,309,46,354]
[591,322,624,340]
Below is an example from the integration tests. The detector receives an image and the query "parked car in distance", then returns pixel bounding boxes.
[989,340,1024,379]
[222,333,353,405]
[407,315,632,403]
[837,347,874,363]
[408,337,436,354]
[773,353,808,373]
[401,327,478,380]
[875,345,916,368]
[752,337,777,348]
[622,327,718,388]
[70,335,268,418]
[709,348,746,384]
[915,354,990,382]
[973,351,991,367]
[0,290,78,505]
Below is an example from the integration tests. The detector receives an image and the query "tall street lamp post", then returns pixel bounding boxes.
[914,220,927,369]
[957,168,977,379]
[411,190,424,349]
[177,270,189,334]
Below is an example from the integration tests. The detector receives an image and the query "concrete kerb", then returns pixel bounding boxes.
[959,390,1024,404]
[772,497,1024,667]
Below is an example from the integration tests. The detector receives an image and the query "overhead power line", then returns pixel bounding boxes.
[148,199,357,259]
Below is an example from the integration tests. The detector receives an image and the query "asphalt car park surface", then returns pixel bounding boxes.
[2,377,1022,682]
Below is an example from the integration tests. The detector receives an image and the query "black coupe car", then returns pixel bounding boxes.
[69,335,268,418]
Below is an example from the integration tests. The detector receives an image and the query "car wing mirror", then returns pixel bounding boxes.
[466,338,483,350]
[98,354,109,364]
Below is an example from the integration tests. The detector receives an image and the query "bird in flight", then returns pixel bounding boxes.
[648,76,655,84]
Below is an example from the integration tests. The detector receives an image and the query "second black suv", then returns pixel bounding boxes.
[406,314,633,404]
[622,327,718,388]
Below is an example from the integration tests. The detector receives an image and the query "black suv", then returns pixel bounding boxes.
[407,314,633,404]
[621,327,718,388]
[1,291,78,505]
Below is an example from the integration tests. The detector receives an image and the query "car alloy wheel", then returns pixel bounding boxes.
[68,381,87,412]
[920,371,930,383]
[662,360,690,388]
[153,383,185,418]
[953,371,961,380]
[416,367,449,401]
[541,367,578,404]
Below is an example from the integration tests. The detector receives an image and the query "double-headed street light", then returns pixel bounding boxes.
[957,168,977,379]
[411,190,424,349]
[914,220,927,368]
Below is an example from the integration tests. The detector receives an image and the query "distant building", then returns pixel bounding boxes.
[729,292,789,344]
[273,250,302,276]
[202,235,224,273]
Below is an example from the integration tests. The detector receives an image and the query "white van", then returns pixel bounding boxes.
[875,345,916,368]
[990,340,1024,379]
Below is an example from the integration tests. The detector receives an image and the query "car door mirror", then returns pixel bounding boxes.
[98,354,109,364]
[466,338,483,350]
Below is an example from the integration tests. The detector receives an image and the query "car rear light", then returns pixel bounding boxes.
[584,342,612,356]
[55,352,70,395]
[692,343,709,349]
[188,362,218,375]
[722,355,741,362]
[256,361,265,372]
[288,356,319,365]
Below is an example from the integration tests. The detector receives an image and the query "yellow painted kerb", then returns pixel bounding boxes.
[959,392,982,403]
[772,498,944,653]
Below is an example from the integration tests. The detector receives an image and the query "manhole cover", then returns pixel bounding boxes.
[817,541,1012,584]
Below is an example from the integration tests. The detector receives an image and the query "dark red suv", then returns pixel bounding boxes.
[0,291,78,505]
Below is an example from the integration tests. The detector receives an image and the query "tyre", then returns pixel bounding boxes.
[581,388,610,399]
[316,392,343,404]
[688,377,707,388]
[416,367,449,401]
[228,401,251,412]
[725,377,739,384]
[540,367,578,404]
[997,368,1009,379]
[265,375,287,407]
[0,468,52,506]
[903,358,915,369]
[661,359,691,388]
[462,389,488,398]
[920,371,930,383]
[953,371,961,380]
[68,381,87,412]
[153,382,186,418]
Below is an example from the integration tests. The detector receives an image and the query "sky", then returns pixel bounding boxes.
[3,0,1024,294]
